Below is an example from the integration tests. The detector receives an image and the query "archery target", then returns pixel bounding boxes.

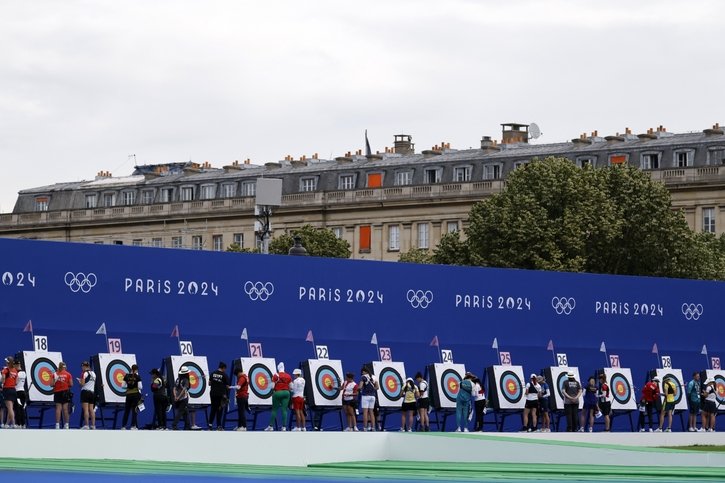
[655,368,687,412]
[22,351,63,403]
[544,366,583,411]
[704,370,725,411]
[428,363,465,409]
[95,353,137,404]
[488,365,525,410]
[238,357,276,406]
[372,361,406,408]
[304,359,343,407]
[602,367,636,410]
[166,355,211,405]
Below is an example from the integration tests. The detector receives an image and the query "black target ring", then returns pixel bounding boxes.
[609,372,632,406]
[315,365,340,401]
[440,369,461,403]
[498,370,523,404]
[31,357,57,396]
[378,367,403,401]
[248,363,273,400]
[556,371,569,402]
[105,360,131,397]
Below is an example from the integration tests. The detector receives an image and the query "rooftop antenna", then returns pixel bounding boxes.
[529,123,542,140]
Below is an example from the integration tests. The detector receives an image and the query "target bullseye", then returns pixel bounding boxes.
[31,358,57,396]
[182,362,207,399]
[315,365,340,400]
[609,372,632,406]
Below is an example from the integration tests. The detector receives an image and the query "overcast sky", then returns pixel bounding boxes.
[1,1,724,212]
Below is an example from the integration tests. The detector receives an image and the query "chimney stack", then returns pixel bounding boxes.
[393,134,414,155]
[501,123,529,144]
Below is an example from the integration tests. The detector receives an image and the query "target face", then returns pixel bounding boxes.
[238,358,276,406]
[22,351,63,403]
[603,367,635,410]
[499,370,523,404]
[106,360,131,397]
[545,366,583,411]
[487,365,525,410]
[704,370,725,411]
[655,368,687,411]
[166,355,211,405]
[373,361,406,407]
[95,353,137,405]
[428,363,465,409]
[304,359,343,407]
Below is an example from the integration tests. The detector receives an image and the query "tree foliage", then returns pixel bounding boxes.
[434,156,725,280]
[225,243,255,253]
[268,224,351,258]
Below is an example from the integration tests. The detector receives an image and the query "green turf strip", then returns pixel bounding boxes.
[1,458,724,481]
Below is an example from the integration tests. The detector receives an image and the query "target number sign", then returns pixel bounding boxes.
[712,358,721,370]
[179,340,194,356]
[556,353,568,367]
[34,335,48,352]
[249,343,263,358]
[441,349,453,363]
[316,345,329,360]
[108,338,122,354]
[609,355,620,368]
[379,347,392,361]
[661,356,672,369]
[499,351,512,366]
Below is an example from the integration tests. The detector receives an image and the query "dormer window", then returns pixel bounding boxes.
[453,166,472,182]
[424,167,442,184]
[103,193,116,207]
[122,191,136,206]
[35,196,49,212]
[394,170,413,186]
[180,186,194,201]
[641,152,661,170]
[200,184,216,200]
[576,157,594,168]
[300,177,317,192]
[242,181,256,197]
[85,194,97,208]
[338,174,355,190]
[674,149,694,167]
[221,183,236,198]
[483,164,501,180]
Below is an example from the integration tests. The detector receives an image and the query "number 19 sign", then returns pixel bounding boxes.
[108,338,123,354]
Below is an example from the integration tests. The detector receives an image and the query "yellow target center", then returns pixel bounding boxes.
[189,374,197,385]
[42,372,50,383]
[387,380,395,390]
[507,382,515,392]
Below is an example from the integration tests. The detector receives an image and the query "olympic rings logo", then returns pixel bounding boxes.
[681,303,703,321]
[407,289,433,309]
[64,272,97,293]
[244,281,274,301]
[551,296,576,315]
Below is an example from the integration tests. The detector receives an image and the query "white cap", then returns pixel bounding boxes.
[652,376,660,382]
[277,362,285,373]
[567,372,575,378]
[530,373,538,379]
[293,368,302,376]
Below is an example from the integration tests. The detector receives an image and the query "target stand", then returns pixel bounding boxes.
[301,359,345,431]
[544,366,584,432]
[90,353,138,429]
[17,351,65,428]
[593,368,636,432]
[703,370,725,422]
[427,363,466,431]
[484,365,525,432]
[368,361,406,430]
[224,357,277,430]
[164,356,212,429]
[648,368,688,431]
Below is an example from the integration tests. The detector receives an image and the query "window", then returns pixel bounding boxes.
[300,177,317,192]
[233,233,244,248]
[132,239,143,246]
[453,166,472,182]
[222,183,237,198]
[180,187,194,201]
[394,171,413,186]
[447,221,459,233]
[213,234,223,251]
[388,225,400,251]
[171,236,182,248]
[367,173,382,188]
[122,191,136,206]
[424,168,442,184]
[482,164,501,180]
[200,184,216,200]
[707,147,725,165]
[359,225,371,253]
[339,175,355,190]
[241,181,256,197]
[703,207,715,233]
[35,196,48,211]
[151,238,163,248]
[417,223,429,249]
[103,193,116,207]
[576,157,594,168]
[159,188,173,203]
[674,150,693,167]
[85,194,97,209]
[332,227,344,239]
[641,152,661,170]
[141,190,154,204]
[609,154,628,165]
[192,235,203,250]
[513,161,529,170]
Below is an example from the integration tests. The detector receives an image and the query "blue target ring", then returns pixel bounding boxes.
[440,369,461,403]
[378,367,403,401]
[662,373,682,405]
[499,370,523,404]
[106,360,131,397]
[315,365,340,400]
[556,372,569,402]
[610,372,631,405]
[183,362,207,399]
[31,358,57,395]
[249,363,273,400]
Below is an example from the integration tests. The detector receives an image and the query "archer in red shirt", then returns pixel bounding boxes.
[53,362,73,429]
[638,376,661,432]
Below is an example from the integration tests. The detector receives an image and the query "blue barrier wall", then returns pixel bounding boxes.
[0,238,720,430]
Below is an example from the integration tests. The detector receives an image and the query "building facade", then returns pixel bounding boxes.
[2,123,725,261]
